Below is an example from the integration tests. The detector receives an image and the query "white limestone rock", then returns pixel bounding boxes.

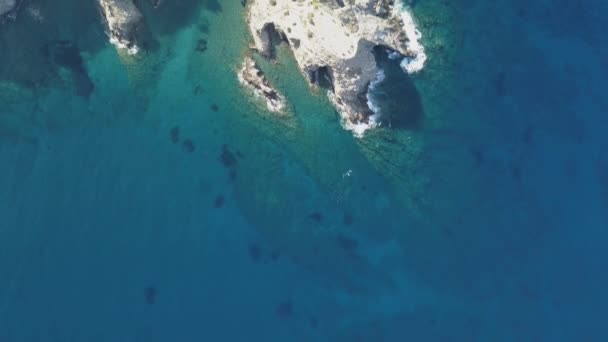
[245,0,426,136]
[97,0,143,54]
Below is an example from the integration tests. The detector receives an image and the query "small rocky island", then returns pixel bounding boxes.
[244,0,426,136]
[238,56,287,113]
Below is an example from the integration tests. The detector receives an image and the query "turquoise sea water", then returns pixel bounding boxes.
[0,0,607,340]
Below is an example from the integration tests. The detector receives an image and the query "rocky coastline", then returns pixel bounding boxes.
[3,0,426,137]
[244,0,426,136]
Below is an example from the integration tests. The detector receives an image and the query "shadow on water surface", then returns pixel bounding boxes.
[371,46,424,130]
[0,0,106,91]
[42,40,95,98]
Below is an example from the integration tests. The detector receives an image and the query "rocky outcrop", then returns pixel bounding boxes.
[238,56,286,113]
[97,0,143,54]
[0,0,17,19]
[245,0,426,136]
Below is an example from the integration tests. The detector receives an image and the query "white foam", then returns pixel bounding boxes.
[347,118,379,138]
[328,90,376,138]
[366,69,385,116]
[329,68,388,137]
[327,3,428,137]
[393,2,427,74]
[109,36,139,55]
[238,57,286,113]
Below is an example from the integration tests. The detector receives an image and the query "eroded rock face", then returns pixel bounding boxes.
[97,0,143,54]
[0,0,17,19]
[246,0,426,136]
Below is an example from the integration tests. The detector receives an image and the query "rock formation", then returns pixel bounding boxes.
[245,0,426,136]
[238,56,286,113]
[97,0,143,54]
[0,0,17,19]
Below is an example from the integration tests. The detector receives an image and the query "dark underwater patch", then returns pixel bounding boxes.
[248,243,262,262]
[308,212,322,223]
[144,286,156,304]
[494,71,506,96]
[276,300,294,319]
[335,234,358,254]
[441,226,454,238]
[170,126,180,143]
[343,212,354,226]
[42,40,95,98]
[229,169,237,181]
[309,316,319,329]
[219,145,238,168]
[213,195,225,208]
[44,40,82,70]
[195,38,208,53]
[369,46,425,129]
[469,147,485,165]
[182,138,195,153]
[269,250,280,262]
[511,165,522,182]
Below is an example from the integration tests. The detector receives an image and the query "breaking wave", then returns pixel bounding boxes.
[393,2,427,74]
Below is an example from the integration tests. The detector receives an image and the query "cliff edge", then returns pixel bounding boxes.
[245,0,426,136]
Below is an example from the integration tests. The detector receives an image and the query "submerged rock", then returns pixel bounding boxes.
[144,286,156,304]
[219,145,238,168]
[275,300,294,319]
[42,40,95,98]
[182,139,195,153]
[245,0,427,136]
[170,126,180,143]
[213,195,225,208]
[97,0,143,54]
[195,38,208,53]
[248,243,262,262]
[238,56,286,113]
[308,212,323,223]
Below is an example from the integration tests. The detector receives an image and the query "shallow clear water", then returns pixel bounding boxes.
[0,0,606,340]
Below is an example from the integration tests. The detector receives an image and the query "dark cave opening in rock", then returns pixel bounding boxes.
[260,22,288,58]
[309,65,335,92]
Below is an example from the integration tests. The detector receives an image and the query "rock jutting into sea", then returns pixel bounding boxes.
[238,56,287,114]
[245,0,427,136]
[0,0,18,19]
[97,0,143,54]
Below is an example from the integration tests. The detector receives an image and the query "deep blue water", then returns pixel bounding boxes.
[0,0,607,341]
